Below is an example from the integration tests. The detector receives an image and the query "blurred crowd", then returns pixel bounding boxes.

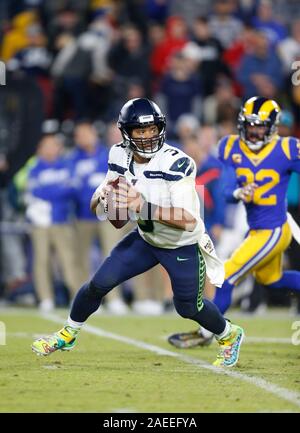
[0,0,300,315]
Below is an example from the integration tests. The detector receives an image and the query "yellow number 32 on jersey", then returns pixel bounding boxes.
[236,168,280,205]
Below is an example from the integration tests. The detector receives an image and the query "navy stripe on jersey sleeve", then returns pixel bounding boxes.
[108,163,127,175]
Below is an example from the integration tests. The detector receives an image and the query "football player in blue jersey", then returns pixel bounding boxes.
[31,98,244,367]
[168,96,300,349]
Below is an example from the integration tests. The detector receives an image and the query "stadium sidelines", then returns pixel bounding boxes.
[40,312,300,410]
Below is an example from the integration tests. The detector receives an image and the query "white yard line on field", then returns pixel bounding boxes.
[40,312,300,410]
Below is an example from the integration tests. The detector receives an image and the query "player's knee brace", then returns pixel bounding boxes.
[173,298,198,319]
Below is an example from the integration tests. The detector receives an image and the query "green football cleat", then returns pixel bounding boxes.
[213,324,244,367]
[31,326,78,356]
[168,329,213,348]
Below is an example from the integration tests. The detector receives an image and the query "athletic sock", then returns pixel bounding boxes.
[65,317,84,336]
[215,320,231,340]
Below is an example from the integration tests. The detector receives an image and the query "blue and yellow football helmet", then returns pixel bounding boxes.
[238,96,281,151]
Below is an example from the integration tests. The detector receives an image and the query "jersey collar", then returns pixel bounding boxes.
[239,135,279,166]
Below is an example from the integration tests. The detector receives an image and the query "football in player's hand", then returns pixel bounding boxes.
[106,176,129,228]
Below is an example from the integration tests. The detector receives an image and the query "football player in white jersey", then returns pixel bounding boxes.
[32,98,244,367]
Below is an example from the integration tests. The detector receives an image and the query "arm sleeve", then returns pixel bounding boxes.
[209,178,226,225]
[220,164,240,203]
[218,135,240,203]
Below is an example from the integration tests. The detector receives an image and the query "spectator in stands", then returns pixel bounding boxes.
[70,121,108,242]
[51,10,114,120]
[116,0,149,36]
[234,0,258,24]
[9,23,51,78]
[190,16,229,96]
[51,32,91,120]
[1,10,38,61]
[172,113,200,148]
[156,51,202,135]
[237,30,283,99]
[147,15,188,82]
[145,0,169,24]
[148,21,167,91]
[0,70,44,189]
[108,24,151,101]
[26,133,77,311]
[169,0,211,28]
[203,76,240,126]
[272,0,300,25]
[252,0,287,47]
[0,185,29,304]
[278,18,300,74]
[209,0,244,49]
[70,121,130,314]
[80,10,115,120]
[222,24,257,73]
[9,22,53,115]
[106,77,147,122]
[41,5,86,54]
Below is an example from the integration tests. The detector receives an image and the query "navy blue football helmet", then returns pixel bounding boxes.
[117,98,166,157]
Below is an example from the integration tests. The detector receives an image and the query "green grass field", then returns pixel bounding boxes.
[0,307,299,413]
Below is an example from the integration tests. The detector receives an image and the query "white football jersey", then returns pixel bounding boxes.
[93,141,225,286]
[102,142,205,249]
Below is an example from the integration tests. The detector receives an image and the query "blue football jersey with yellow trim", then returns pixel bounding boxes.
[219,134,300,229]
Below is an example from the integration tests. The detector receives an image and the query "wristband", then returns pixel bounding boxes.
[233,188,242,200]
